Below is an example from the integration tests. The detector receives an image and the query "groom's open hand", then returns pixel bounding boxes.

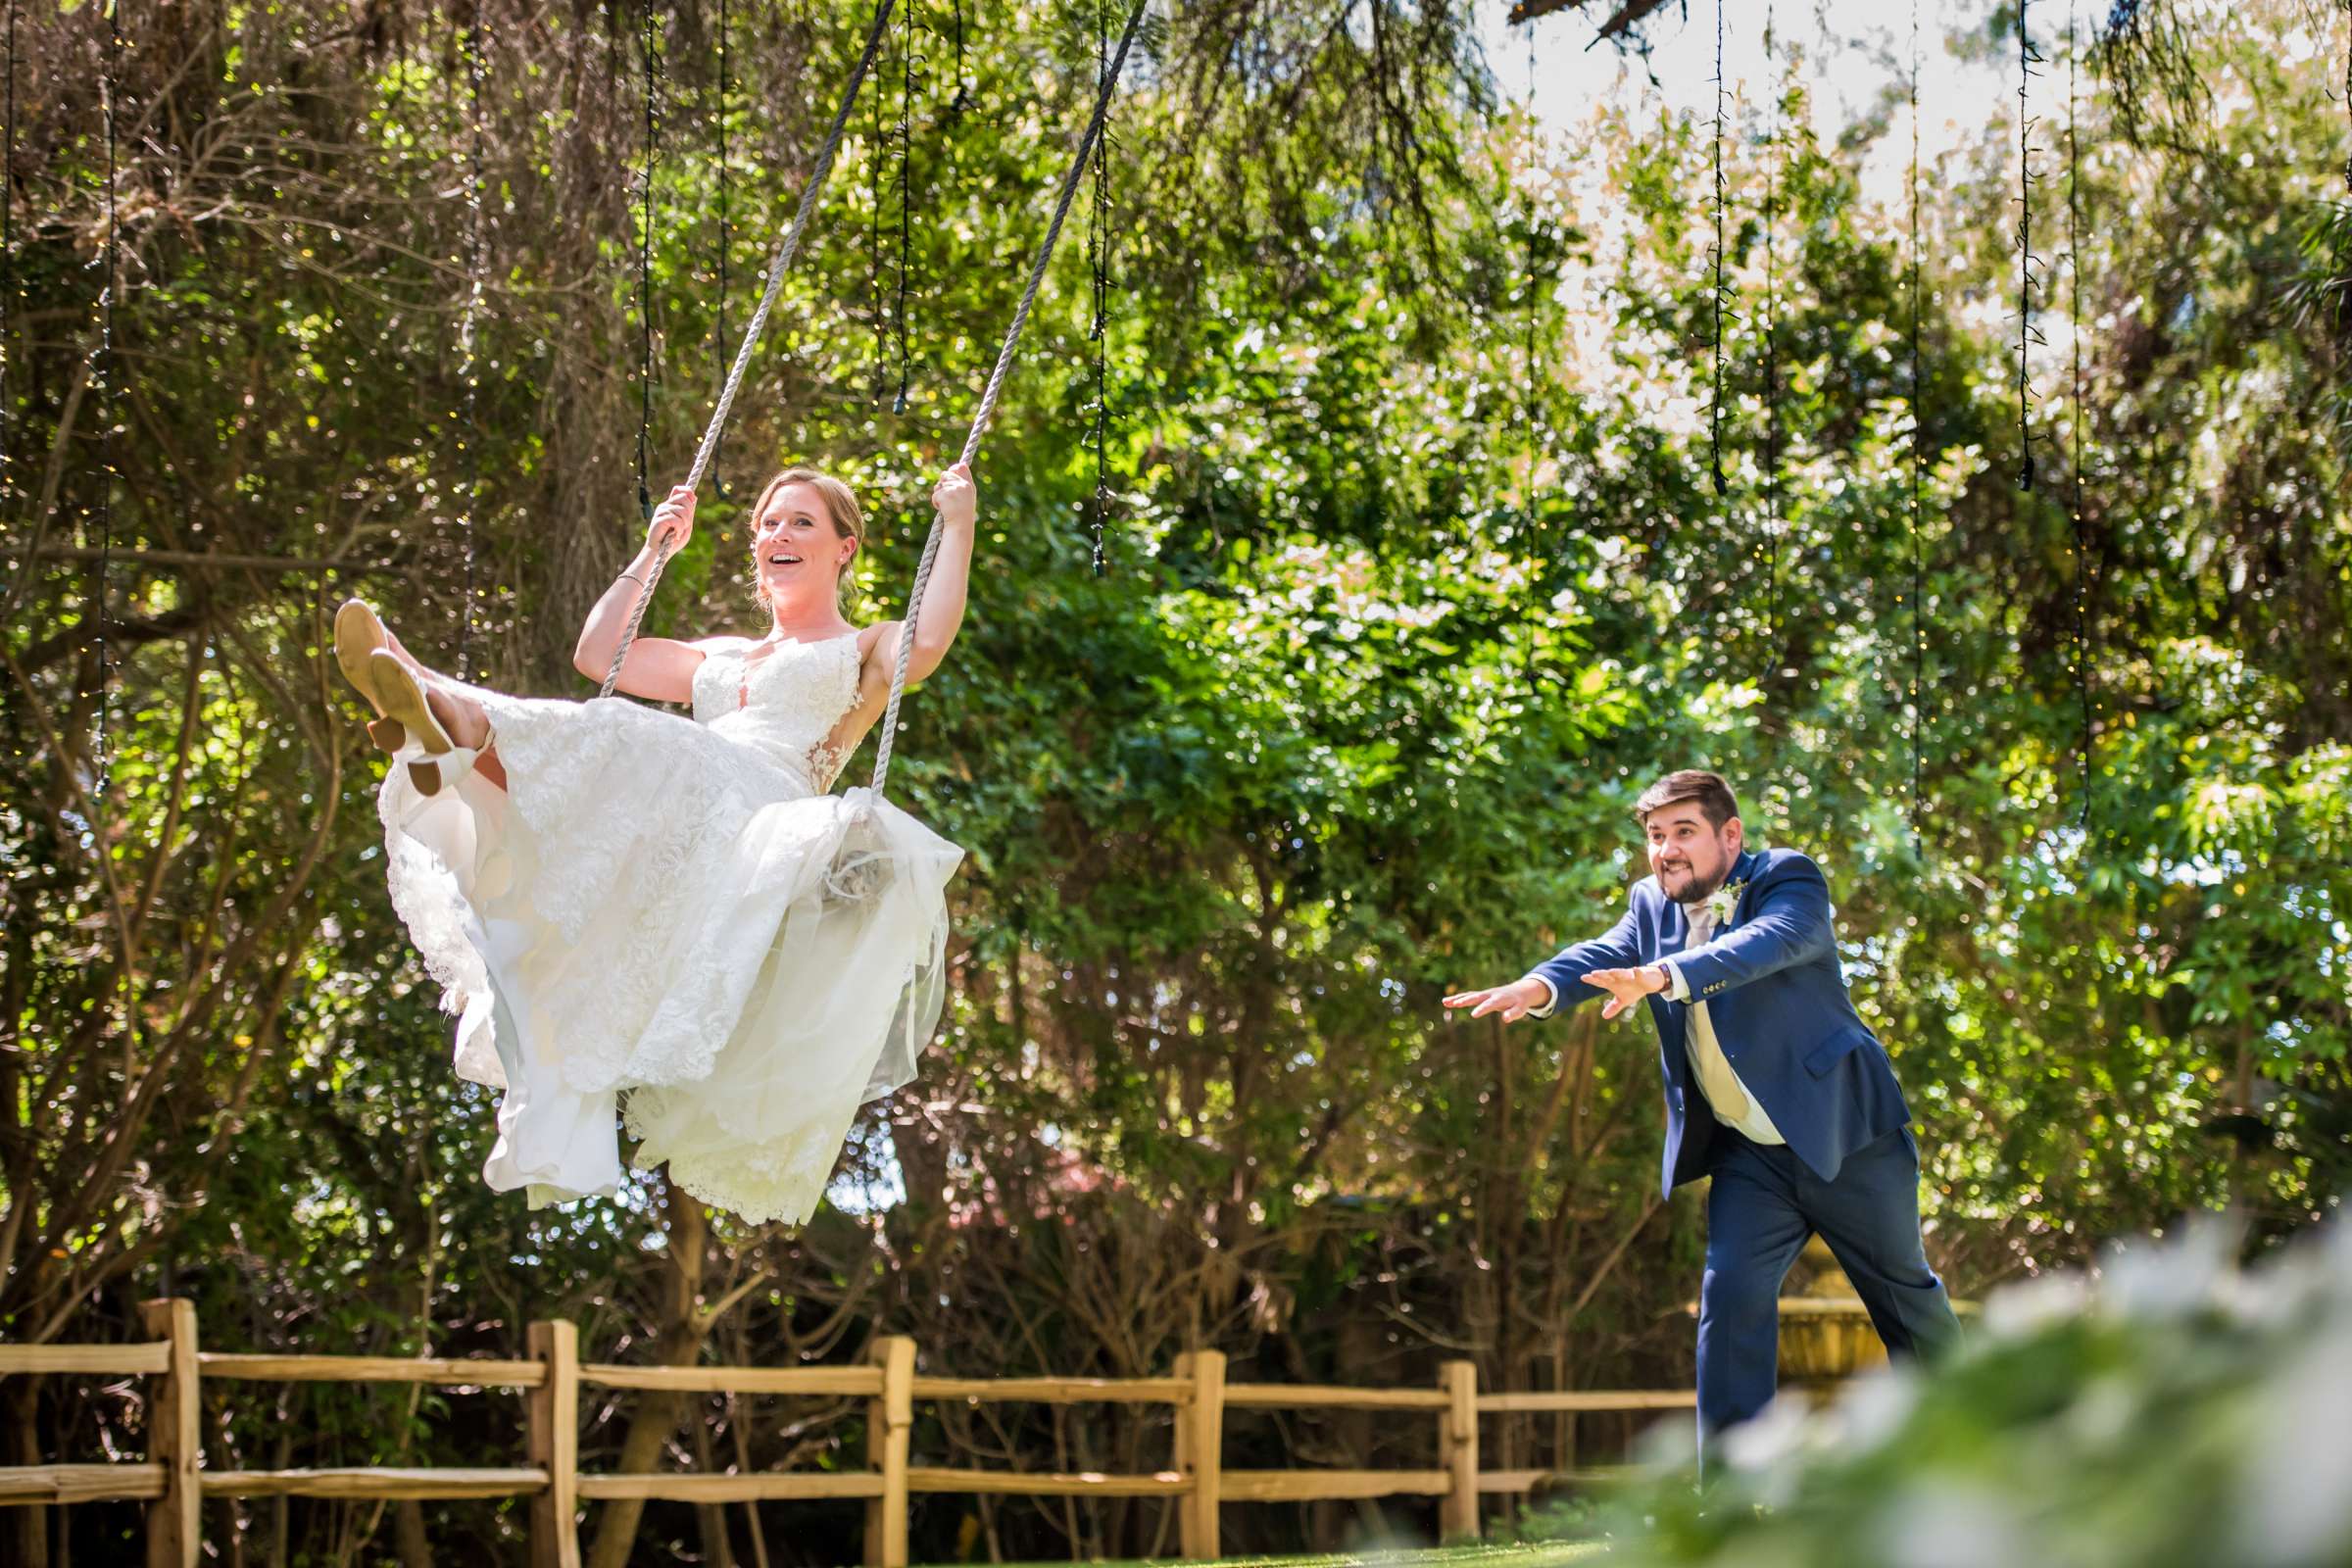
[1442,976,1548,1023]
[1583,966,1665,1019]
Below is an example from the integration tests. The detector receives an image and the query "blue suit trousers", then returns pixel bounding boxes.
[1696,1123,1962,1467]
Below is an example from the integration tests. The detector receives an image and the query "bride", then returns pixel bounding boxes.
[337,464,972,1225]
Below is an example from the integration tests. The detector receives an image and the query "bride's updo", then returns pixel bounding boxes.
[749,466,865,612]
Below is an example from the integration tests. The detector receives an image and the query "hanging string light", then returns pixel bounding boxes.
[947,0,971,116]
[711,0,729,495]
[2068,0,2094,828]
[1085,0,1113,572]
[2017,0,2042,495]
[1765,11,1781,621]
[892,0,915,415]
[91,2,122,795]
[1,0,17,532]
[1908,0,1927,848]
[1709,0,1727,501]
[636,0,661,521]
[457,1,486,682]
[868,14,886,402]
[1521,15,1540,547]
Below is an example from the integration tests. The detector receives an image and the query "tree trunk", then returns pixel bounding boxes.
[586,1177,710,1568]
[7,1377,49,1568]
[691,1410,736,1567]
[394,1499,434,1566]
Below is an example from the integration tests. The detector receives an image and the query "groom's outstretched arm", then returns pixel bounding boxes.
[1523,906,1645,1019]
[1669,854,1836,1001]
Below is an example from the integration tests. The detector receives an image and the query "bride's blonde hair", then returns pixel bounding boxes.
[749,466,865,613]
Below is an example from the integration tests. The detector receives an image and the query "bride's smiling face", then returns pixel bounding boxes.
[753,481,856,612]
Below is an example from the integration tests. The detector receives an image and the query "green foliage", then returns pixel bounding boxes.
[0,0,2345,1561]
[1581,1220,2352,1568]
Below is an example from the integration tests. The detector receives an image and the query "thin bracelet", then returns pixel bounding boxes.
[617,570,646,586]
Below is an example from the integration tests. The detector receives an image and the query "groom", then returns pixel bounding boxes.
[1445,769,1960,1462]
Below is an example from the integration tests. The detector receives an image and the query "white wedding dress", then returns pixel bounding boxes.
[376,631,962,1225]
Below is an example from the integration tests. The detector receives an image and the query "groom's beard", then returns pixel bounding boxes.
[1660,861,1732,906]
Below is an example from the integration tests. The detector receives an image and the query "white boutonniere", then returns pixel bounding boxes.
[1704,880,1746,931]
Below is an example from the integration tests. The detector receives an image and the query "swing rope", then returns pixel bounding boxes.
[598,0,903,700]
[865,0,1148,796]
[598,0,1151,806]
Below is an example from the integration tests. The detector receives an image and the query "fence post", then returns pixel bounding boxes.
[863,1335,914,1568]
[1439,1359,1480,1541]
[139,1298,200,1568]
[1171,1352,1196,1545]
[525,1319,581,1568]
[1175,1348,1224,1560]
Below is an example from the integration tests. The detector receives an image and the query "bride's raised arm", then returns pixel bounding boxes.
[572,484,710,704]
[874,462,977,688]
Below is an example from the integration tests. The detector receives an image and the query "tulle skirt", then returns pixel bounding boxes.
[376,687,961,1225]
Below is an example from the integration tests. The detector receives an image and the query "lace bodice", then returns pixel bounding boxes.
[690,632,867,793]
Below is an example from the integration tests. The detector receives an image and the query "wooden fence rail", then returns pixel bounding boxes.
[0,1299,1690,1567]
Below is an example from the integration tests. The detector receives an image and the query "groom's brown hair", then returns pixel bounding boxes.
[1635,769,1739,829]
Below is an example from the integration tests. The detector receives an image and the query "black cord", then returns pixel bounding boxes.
[893,0,914,415]
[2068,0,2092,829]
[869,21,885,404]
[711,0,728,497]
[1761,0,1781,697]
[2018,0,2042,495]
[1523,18,1538,549]
[458,0,485,682]
[1909,0,1927,851]
[93,2,122,795]
[1710,0,1726,501]
[949,0,971,116]
[1085,0,1112,572]
[637,0,659,522]
[1,0,17,529]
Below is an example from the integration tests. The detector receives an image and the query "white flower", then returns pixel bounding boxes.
[1705,879,1746,929]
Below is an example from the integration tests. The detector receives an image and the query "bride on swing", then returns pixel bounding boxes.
[338,465,972,1225]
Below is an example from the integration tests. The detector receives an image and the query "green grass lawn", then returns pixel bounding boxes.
[996,1546,1607,1567]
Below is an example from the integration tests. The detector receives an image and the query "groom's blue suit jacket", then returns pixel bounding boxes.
[1532,846,1911,1198]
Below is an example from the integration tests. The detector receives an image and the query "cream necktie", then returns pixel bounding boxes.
[1682,904,1755,1125]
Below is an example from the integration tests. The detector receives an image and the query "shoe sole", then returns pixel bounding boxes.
[368,649,453,796]
[334,600,408,752]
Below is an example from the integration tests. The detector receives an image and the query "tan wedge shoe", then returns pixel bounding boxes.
[333,599,409,752]
[368,649,454,796]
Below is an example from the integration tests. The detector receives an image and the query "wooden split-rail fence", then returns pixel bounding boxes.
[0,1299,1694,1567]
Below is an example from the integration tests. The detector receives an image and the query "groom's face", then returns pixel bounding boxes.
[1644,802,1742,905]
